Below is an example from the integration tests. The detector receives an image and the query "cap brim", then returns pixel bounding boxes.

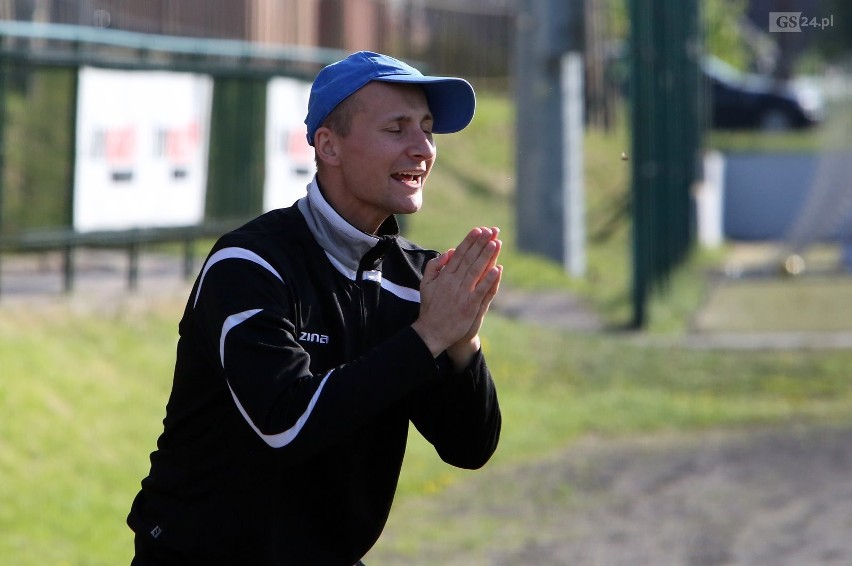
[377,75,476,134]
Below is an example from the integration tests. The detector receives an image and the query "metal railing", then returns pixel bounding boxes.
[0,20,343,77]
[0,218,249,297]
[0,22,344,301]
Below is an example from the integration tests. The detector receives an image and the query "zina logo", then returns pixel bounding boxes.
[299,331,329,344]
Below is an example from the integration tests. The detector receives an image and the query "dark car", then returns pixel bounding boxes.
[703,56,824,131]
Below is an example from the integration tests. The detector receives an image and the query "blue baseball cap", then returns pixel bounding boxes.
[305,51,476,146]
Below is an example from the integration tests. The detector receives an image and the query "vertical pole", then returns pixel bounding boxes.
[64,64,81,295]
[628,0,653,328]
[68,65,79,229]
[561,51,585,276]
[0,51,7,301]
[62,240,74,293]
[516,0,585,271]
[206,77,266,221]
[628,0,703,328]
[128,239,139,291]
[515,0,564,265]
[182,235,195,280]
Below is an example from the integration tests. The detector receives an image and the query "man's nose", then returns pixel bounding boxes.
[408,131,436,160]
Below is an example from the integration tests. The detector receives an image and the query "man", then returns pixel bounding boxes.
[128,51,503,565]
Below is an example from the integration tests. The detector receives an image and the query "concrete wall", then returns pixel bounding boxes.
[722,151,852,242]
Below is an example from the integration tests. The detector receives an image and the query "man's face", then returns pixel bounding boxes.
[329,81,436,232]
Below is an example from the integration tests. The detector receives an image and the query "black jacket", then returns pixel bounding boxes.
[128,180,501,565]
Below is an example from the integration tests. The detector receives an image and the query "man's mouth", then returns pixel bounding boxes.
[391,171,423,185]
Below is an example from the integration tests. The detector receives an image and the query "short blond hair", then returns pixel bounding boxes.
[321,91,364,138]
[314,89,365,168]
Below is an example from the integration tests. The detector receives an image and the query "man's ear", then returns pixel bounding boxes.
[314,127,341,167]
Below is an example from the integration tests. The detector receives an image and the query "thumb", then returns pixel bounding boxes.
[422,250,452,283]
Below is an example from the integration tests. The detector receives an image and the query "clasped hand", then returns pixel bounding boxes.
[412,227,503,368]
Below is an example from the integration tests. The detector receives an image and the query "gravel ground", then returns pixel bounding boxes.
[369,424,852,565]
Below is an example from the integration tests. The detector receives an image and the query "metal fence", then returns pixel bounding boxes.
[0,21,347,299]
[0,1,703,325]
[0,1,517,300]
[0,19,345,233]
[627,0,705,327]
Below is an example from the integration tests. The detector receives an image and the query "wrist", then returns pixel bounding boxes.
[447,335,480,371]
[410,320,446,358]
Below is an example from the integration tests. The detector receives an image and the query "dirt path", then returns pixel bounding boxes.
[368,423,852,565]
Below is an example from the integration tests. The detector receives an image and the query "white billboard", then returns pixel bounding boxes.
[264,77,315,211]
[73,67,213,232]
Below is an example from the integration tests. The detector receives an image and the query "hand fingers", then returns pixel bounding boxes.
[485,264,502,298]
[444,228,482,274]
[464,261,501,317]
[443,248,456,265]
[452,232,501,285]
[476,263,502,302]
[459,264,503,343]
[483,238,501,274]
[422,250,451,283]
[460,235,503,291]
[445,227,498,274]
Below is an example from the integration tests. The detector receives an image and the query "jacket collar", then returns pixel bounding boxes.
[297,176,399,280]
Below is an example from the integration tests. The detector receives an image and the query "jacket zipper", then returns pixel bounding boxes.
[355,236,393,354]
[355,268,383,354]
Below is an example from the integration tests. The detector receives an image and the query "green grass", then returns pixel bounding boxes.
[695,275,852,332]
[5,92,852,564]
[6,300,852,565]
[389,312,852,497]
[708,128,827,153]
[0,303,179,565]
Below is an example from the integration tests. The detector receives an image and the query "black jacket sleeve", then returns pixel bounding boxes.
[409,349,502,469]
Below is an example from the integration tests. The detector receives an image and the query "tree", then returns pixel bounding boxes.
[704,0,750,69]
[814,0,852,62]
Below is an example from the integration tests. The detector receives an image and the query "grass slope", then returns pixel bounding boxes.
[0,302,179,565]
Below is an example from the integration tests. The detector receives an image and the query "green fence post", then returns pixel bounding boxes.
[128,239,140,291]
[205,76,267,222]
[62,240,74,294]
[182,234,195,280]
[629,0,703,328]
[0,52,6,301]
[629,0,653,328]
